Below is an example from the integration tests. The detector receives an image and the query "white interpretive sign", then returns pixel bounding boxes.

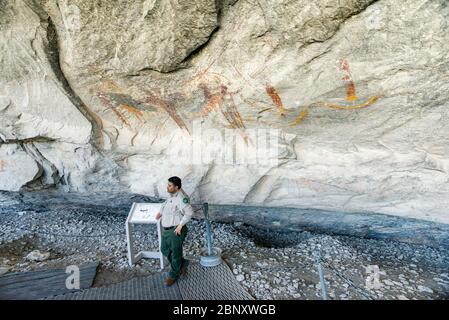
[125,202,164,268]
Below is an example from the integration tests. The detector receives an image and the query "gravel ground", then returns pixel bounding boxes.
[0,191,448,300]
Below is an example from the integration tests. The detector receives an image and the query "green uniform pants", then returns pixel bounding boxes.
[161,225,188,280]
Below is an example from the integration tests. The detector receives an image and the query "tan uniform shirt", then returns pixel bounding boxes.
[160,189,194,228]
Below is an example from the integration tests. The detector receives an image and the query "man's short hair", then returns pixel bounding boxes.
[168,176,182,189]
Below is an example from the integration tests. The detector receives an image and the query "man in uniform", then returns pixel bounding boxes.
[155,176,194,286]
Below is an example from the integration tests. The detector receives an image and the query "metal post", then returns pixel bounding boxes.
[199,202,222,267]
[202,202,212,256]
[126,222,134,266]
[314,250,328,300]
[156,219,164,269]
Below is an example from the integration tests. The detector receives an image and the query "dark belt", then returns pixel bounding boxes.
[163,226,175,230]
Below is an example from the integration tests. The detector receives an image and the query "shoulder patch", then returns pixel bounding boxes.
[182,197,189,204]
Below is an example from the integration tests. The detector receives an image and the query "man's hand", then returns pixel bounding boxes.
[174,224,183,235]
[155,212,162,220]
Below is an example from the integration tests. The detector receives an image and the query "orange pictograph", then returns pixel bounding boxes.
[0,159,6,171]
[94,56,380,139]
[265,84,287,116]
[290,59,381,126]
[96,78,192,134]
[197,82,251,144]
[197,84,245,129]
[178,40,251,141]
[225,56,380,128]
[142,90,191,135]
[96,80,156,129]
[339,59,358,102]
[221,87,246,131]
[198,83,226,117]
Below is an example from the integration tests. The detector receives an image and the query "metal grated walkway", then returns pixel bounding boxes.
[0,262,98,300]
[46,261,254,300]
[177,261,253,300]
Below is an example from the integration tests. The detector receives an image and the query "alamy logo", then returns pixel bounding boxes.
[365,8,384,30]
[365,265,386,290]
[65,265,80,290]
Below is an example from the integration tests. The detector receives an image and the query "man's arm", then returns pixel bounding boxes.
[179,202,194,226]
[175,201,193,235]
[156,201,167,220]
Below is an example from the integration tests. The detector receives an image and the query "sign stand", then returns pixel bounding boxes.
[125,202,164,269]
